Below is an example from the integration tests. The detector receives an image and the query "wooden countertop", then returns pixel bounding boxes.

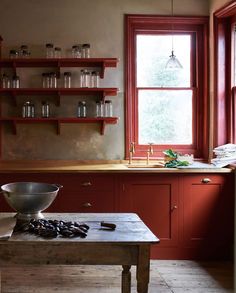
[0,160,232,173]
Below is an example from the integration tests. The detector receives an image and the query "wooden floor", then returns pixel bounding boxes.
[0,260,233,293]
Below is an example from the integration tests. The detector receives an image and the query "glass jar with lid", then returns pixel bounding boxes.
[9,49,19,58]
[41,101,50,118]
[104,100,113,117]
[12,75,20,88]
[54,47,62,58]
[19,45,30,58]
[91,71,100,88]
[95,101,104,117]
[82,44,90,58]
[63,72,72,88]
[45,43,54,58]
[1,74,10,88]
[77,101,87,118]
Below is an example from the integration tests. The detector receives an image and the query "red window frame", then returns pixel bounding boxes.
[214,1,236,146]
[125,15,209,159]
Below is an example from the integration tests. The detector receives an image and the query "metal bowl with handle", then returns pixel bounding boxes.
[1,182,63,220]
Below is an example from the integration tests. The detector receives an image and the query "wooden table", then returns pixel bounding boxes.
[0,213,159,293]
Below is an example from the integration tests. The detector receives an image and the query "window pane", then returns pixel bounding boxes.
[138,90,192,144]
[137,35,191,87]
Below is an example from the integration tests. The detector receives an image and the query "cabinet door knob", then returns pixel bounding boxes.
[171,205,178,211]
[201,178,211,183]
[81,181,92,186]
[82,202,92,208]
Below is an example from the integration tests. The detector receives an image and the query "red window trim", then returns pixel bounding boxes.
[125,15,209,159]
[214,1,236,147]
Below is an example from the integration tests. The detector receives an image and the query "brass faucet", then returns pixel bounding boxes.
[147,143,154,165]
[129,142,135,165]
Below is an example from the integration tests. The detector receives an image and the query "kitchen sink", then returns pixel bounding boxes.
[126,163,165,168]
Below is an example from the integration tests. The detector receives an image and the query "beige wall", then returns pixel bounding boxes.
[0,0,209,160]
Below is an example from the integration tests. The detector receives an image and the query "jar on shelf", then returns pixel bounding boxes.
[79,70,85,87]
[1,74,11,88]
[72,45,82,58]
[45,43,54,58]
[22,101,34,118]
[12,75,20,88]
[91,71,100,88]
[41,101,50,118]
[82,44,90,58]
[9,49,19,59]
[19,45,30,58]
[95,101,104,117]
[49,72,57,88]
[77,101,87,118]
[104,100,113,117]
[63,72,72,88]
[84,70,91,87]
[54,47,62,58]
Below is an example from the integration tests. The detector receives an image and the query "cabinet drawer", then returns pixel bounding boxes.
[184,174,226,185]
[57,192,115,213]
[57,174,114,192]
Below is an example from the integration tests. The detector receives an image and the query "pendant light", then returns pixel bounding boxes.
[165,0,183,69]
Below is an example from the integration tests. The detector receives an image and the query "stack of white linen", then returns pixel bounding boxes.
[211,143,236,167]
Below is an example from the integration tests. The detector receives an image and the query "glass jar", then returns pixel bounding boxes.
[1,74,10,88]
[19,45,30,58]
[9,49,19,58]
[91,71,100,88]
[12,75,20,88]
[23,101,34,118]
[77,101,87,118]
[82,44,90,58]
[41,101,50,118]
[104,100,113,117]
[54,47,62,58]
[45,43,54,58]
[95,101,104,117]
[49,72,57,88]
[63,72,72,88]
[84,70,91,87]
[79,70,85,87]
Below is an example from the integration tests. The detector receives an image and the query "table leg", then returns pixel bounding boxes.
[122,265,131,293]
[136,245,150,293]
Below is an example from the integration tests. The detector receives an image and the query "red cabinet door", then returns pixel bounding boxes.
[118,174,179,258]
[182,174,234,259]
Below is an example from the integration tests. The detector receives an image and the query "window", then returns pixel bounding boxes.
[214,1,236,146]
[125,15,209,159]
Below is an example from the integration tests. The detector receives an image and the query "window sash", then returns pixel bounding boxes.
[125,15,209,159]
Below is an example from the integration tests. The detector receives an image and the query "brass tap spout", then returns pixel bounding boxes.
[129,142,135,165]
[147,143,154,165]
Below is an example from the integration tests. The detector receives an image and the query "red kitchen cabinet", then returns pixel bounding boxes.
[181,174,234,259]
[118,174,179,259]
[55,173,115,212]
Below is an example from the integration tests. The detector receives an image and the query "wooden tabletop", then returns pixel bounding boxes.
[0,213,160,245]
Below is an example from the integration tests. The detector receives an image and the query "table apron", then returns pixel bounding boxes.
[0,243,139,266]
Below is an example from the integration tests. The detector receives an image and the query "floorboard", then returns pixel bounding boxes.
[0,260,233,293]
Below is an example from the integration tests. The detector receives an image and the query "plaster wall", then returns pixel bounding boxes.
[0,0,208,160]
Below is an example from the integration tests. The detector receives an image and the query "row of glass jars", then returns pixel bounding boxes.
[1,73,20,88]
[22,101,50,118]
[9,44,91,59]
[42,70,100,88]
[78,100,113,118]
[45,43,91,58]
[21,100,113,119]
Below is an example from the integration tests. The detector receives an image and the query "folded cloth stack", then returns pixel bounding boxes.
[211,143,236,167]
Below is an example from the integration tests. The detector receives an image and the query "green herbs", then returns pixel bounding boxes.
[163,149,190,168]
